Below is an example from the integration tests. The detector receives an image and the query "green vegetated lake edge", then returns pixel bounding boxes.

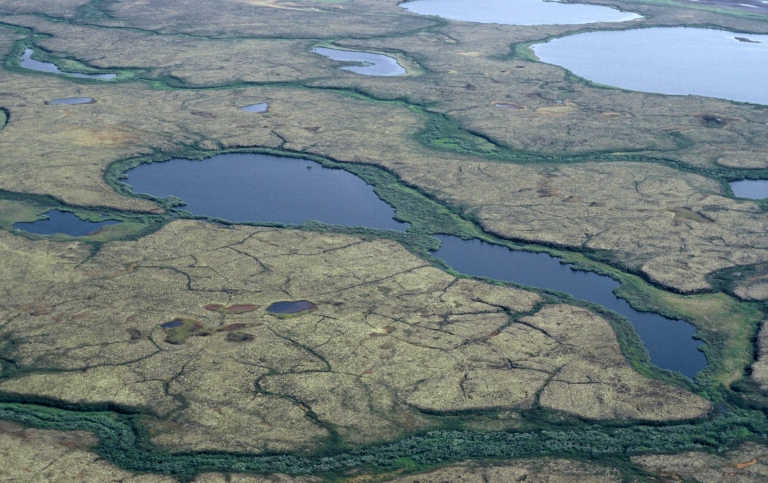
[0,0,766,478]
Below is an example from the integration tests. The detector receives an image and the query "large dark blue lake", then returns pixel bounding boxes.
[124,153,408,231]
[432,235,707,378]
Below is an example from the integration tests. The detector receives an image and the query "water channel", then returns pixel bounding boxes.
[13,210,121,236]
[532,28,768,105]
[124,153,409,231]
[400,0,641,25]
[432,235,707,378]
[21,48,117,80]
[311,47,406,76]
[730,180,768,199]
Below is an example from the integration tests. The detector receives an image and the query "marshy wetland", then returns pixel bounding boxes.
[0,0,767,481]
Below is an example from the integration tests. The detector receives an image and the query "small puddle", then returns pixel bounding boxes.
[532,28,768,105]
[432,235,707,378]
[13,210,121,236]
[21,48,116,80]
[494,102,525,109]
[312,47,406,76]
[161,320,184,329]
[124,153,408,231]
[730,179,768,199]
[267,300,317,314]
[400,0,641,25]
[240,103,269,113]
[49,97,95,105]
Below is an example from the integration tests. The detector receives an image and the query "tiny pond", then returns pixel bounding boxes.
[49,97,95,105]
[267,301,317,315]
[240,103,269,113]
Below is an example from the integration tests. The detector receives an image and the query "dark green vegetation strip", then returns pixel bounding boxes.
[0,401,766,480]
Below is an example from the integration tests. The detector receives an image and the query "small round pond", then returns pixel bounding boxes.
[124,153,408,231]
[432,235,707,378]
[532,28,768,105]
[13,210,121,236]
[311,47,406,76]
[21,48,116,80]
[400,0,641,25]
[730,179,768,199]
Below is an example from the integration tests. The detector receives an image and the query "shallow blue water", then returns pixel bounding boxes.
[312,47,406,76]
[400,0,641,25]
[533,28,768,105]
[13,210,120,236]
[21,48,116,80]
[730,180,768,199]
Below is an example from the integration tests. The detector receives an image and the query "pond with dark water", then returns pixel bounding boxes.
[124,153,408,231]
[400,0,641,25]
[50,97,95,105]
[311,47,406,76]
[21,48,117,80]
[267,300,317,314]
[532,28,768,105]
[730,180,768,199]
[13,210,121,236]
[431,235,707,378]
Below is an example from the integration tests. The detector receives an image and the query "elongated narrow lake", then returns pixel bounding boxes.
[125,153,408,231]
[432,236,707,378]
[400,0,640,25]
[21,48,116,80]
[50,97,95,105]
[13,210,120,236]
[532,28,768,105]
[311,47,406,76]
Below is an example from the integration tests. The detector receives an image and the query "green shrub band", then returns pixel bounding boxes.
[1,402,766,478]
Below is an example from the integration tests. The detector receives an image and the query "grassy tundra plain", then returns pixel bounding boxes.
[0,0,767,481]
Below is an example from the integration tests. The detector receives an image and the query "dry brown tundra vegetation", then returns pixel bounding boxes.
[0,0,766,481]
